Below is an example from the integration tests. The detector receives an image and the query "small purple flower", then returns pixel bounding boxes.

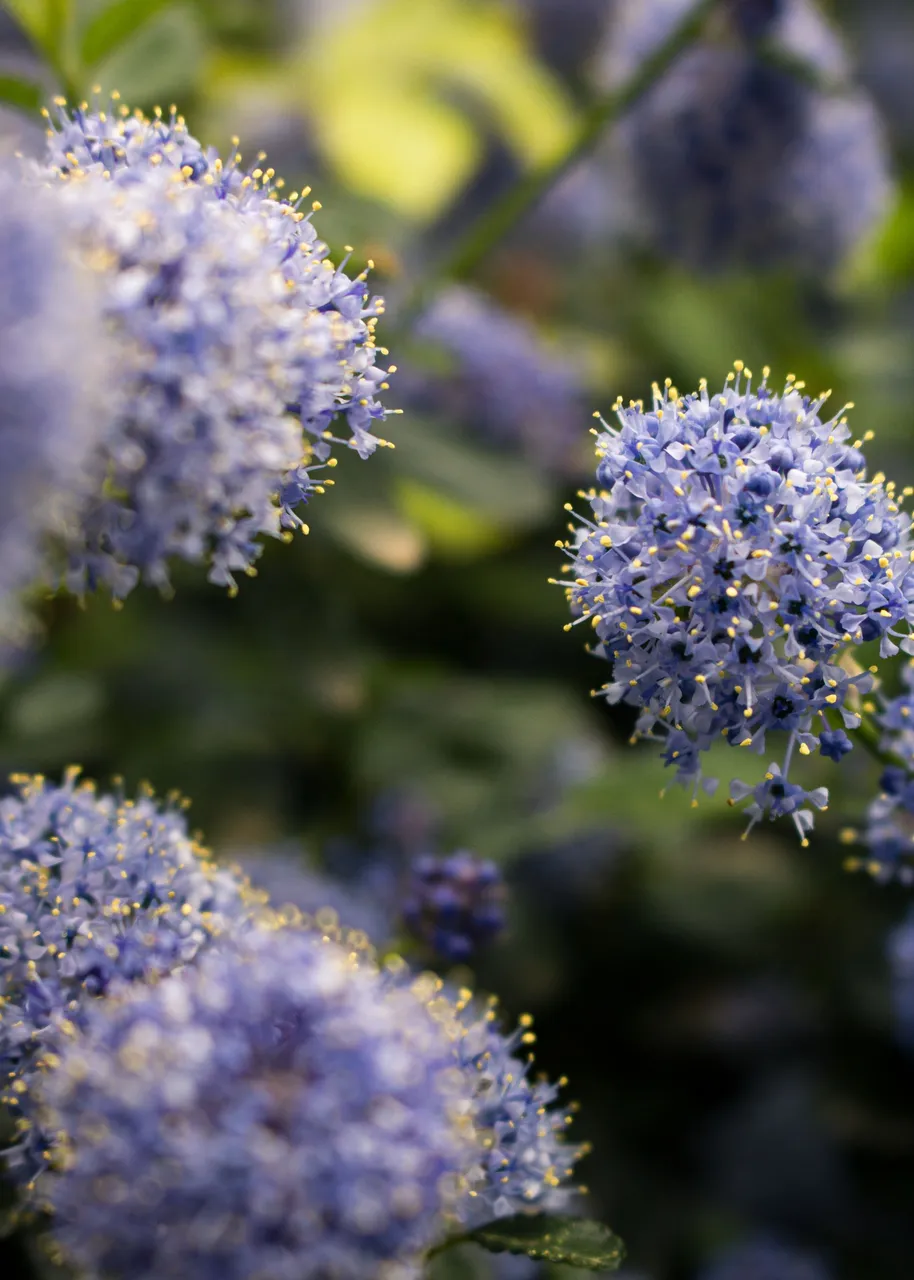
[0,167,108,635]
[818,728,853,761]
[402,852,506,962]
[729,765,828,843]
[562,365,908,841]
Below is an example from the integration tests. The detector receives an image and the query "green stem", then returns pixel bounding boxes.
[395,0,718,327]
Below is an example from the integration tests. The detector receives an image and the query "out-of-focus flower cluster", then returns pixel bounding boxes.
[1,774,585,1275]
[401,285,586,471]
[30,96,392,599]
[0,95,392,625]
[0,169,108,639]
[595,0,892,272]
[38,929,470,1280]
[698,1235,833,1280]
[562,364,913,840]
[887,904,914,1051]
[0,770,255,1183]
[845,660,914,878]
[403,851,506,962]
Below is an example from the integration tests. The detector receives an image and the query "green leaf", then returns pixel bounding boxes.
[298,0,575,221]
[394,478,504,560]
[465,1215,626,1271]
[79,0,176,70]
[0,71,44,111]
[88,3,204,104]
[0,0,50,46]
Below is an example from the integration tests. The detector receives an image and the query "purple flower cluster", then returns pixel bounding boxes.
[0,771,252,1119]
[403,852,506,962]
[26,928,585,1277]
[847,660,914,878]
[0,168,107,635]
[407,286,586,469]
[597,0,891,271]
[561,365,914,840]
[37,928,472,1280]
[454,993,587,1225]
[32,96,391,599]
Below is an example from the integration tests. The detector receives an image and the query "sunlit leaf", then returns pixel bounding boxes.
[298,0,575,220]
[395,478,504,559]
[322,499,428,574]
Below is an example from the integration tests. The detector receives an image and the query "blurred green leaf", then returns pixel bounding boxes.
[462,1215,625,1271]
[870,182,914,283]
[2,0,52,47]
[395,478,504,559]
[88,3,204,103]
[79,0,176,69]
[298,0,575,220]
[9,672,103,738]
[391,416,553,528]
[0,71,44,110]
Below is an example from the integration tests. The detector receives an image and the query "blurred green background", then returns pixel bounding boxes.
[3,1,914,1278]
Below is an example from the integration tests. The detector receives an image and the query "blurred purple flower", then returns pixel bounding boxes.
[405,285,587,470]
[595,0,891,271]
[34,99,391,599]
[403,851,506,962]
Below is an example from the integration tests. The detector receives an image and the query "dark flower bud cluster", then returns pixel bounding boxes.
[0,169,109,637]
[402,851,506,962]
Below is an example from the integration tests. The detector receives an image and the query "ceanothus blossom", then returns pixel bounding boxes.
[450,988,587,1226]
[596,0,891,271]
[561,365,914,841]
[845,660,914,880]
[0,168,107,635]
[0,770,253,1182]
[34,96,392,599]
[36,929,473,1280]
